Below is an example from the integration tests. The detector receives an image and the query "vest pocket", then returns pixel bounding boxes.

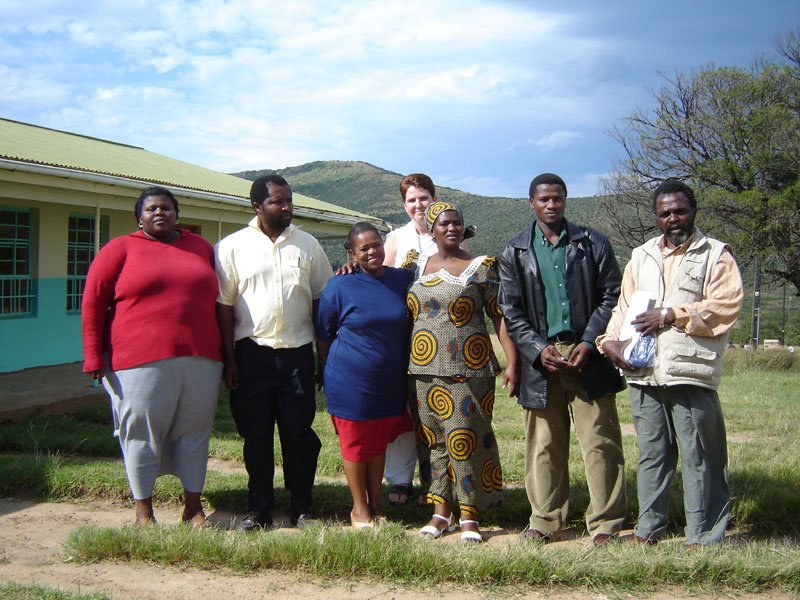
[664,344,717,379]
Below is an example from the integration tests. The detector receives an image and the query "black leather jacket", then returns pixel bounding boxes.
[498,220,626,409]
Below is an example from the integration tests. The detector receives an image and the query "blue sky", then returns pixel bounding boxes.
[1,1,798,198]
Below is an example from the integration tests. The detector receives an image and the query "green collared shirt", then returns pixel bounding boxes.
[532,221,572,339]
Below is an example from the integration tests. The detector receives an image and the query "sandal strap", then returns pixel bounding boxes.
[419,525,443,539]
[461,530,484,542]
[459,519,478,526]
[432,513,454,524]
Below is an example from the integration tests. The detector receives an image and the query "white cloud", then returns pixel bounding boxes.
[0,65,70,110]
[567,172,609,198]
[534,130,582,151]
[2,0,789,199]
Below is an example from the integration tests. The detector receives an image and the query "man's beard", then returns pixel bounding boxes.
[665,226,693,246]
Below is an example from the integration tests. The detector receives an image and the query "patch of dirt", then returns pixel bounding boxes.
[0,497,793,600]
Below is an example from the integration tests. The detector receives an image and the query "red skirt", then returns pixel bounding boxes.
[331,412,413,463]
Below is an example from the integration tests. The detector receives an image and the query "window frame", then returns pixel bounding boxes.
[0,206,36,319]
[66,213,107,314]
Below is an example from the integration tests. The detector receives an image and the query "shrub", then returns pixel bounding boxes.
[723,348,799,373]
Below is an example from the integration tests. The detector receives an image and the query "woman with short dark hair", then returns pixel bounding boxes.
[82,186,223,526]
[315,222,414,527]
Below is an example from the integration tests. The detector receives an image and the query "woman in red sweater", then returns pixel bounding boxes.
[82,187,223,526]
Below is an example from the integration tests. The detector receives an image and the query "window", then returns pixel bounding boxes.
[0,207,35,317]
[67,214,106,312]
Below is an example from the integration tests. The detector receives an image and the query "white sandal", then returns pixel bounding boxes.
[419,512,455,538]
[459,519,484,543]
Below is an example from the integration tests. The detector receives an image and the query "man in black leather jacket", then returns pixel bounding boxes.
[497,173,627,546]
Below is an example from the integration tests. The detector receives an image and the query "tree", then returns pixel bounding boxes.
[601,28,800,295]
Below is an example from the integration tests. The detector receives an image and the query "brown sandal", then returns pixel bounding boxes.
[183,511,212,529]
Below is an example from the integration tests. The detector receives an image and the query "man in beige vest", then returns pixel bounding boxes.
[600,179,743,546]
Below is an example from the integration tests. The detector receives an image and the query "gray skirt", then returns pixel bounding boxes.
[102,356,222,499]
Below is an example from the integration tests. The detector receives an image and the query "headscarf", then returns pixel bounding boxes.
[423,201,476,239]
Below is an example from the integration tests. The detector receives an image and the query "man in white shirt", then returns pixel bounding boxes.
[216,175,333,530]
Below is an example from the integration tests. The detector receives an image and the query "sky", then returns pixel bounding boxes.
[1,1,799,198]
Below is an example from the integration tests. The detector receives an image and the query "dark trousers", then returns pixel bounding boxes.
[230,338,321,517]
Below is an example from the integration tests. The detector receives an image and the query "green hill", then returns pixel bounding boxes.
[232,160,793,345]
[233,160,611,263]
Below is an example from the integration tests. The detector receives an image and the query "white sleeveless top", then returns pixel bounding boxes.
[386,221,438,268]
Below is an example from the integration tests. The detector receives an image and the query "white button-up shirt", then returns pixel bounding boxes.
[215,217,333,348]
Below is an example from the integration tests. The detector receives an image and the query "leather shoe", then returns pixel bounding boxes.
[592,532,618,546]
[237,511,272,532]
[521,528,554,542]
[628,534,657,545]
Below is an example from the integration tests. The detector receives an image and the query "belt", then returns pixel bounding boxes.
[548,332,575,344]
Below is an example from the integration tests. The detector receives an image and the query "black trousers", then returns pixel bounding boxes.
[230,338,321,517]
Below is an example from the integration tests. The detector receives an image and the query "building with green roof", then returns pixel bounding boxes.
[0,117,385,373]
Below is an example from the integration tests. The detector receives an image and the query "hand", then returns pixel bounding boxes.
[601,339,634,371]
[539,344,570,372]
[631,307,673,336]
[315,370,325,391]
[89,369,104,385]
[335,261,359,276]
[567,343,592,373]
[502,363,520,398]
[223,358,239,390]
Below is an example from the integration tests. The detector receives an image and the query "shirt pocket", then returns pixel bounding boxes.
[285,256,311,286]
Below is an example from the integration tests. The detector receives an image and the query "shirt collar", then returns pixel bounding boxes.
[247,216,296,242]
[535,220,567,247]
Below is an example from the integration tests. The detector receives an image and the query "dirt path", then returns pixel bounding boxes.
[0,497,794,600]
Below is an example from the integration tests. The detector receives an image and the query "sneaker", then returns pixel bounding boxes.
[290,513,318,529]
[237,510,272,532]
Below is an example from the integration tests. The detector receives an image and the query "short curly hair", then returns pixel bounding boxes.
[651,179,696,212]
[134,186,179,220]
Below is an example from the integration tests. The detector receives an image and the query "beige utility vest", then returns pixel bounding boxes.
[626,229,729,390]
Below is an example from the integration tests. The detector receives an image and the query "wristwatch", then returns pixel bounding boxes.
[658,307,669,329]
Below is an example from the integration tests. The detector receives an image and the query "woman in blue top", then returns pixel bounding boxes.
[315,222,414,528]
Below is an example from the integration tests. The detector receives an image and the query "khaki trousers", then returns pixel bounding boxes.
[523,342,627,537]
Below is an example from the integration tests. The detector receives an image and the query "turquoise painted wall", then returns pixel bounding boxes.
[0,277,83,372]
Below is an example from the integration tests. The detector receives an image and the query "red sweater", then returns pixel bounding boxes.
[82,230,223,373]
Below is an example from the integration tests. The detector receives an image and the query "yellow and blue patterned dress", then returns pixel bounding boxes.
[406,253,504,516]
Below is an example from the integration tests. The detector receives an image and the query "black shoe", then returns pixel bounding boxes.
[237,510,272,531]
[290,512,318,529]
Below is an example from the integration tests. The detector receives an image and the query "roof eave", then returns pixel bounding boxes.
[0,158,388,230]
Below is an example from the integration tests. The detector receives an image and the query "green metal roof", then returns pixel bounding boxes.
[0,117,368,219]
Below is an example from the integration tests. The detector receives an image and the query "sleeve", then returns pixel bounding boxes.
[497,244,549,364]
[81,239,126,372]
[214,240,239,306]
[314,282,341,343]
[596,261,636,351]
[671,248,743,337]
[580,234,623,345]
[481,258,502,319]
[309,239,334,300]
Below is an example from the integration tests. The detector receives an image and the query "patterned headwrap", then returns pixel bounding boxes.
[423,201,476,239]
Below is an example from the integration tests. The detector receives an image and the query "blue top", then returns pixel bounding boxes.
[315,267,411,420]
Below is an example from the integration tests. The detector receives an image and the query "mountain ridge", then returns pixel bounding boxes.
[232,160,610,263]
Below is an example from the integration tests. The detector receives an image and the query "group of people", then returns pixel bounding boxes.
[81,169,743,547]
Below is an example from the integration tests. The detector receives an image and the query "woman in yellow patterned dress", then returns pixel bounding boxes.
[407,201,519,543]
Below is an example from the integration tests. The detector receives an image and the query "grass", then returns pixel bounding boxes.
[64,523,800,593]
[2,369,800,591]
[0,582,111,599]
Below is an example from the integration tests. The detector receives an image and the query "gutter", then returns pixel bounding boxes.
[0,158,388,230]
